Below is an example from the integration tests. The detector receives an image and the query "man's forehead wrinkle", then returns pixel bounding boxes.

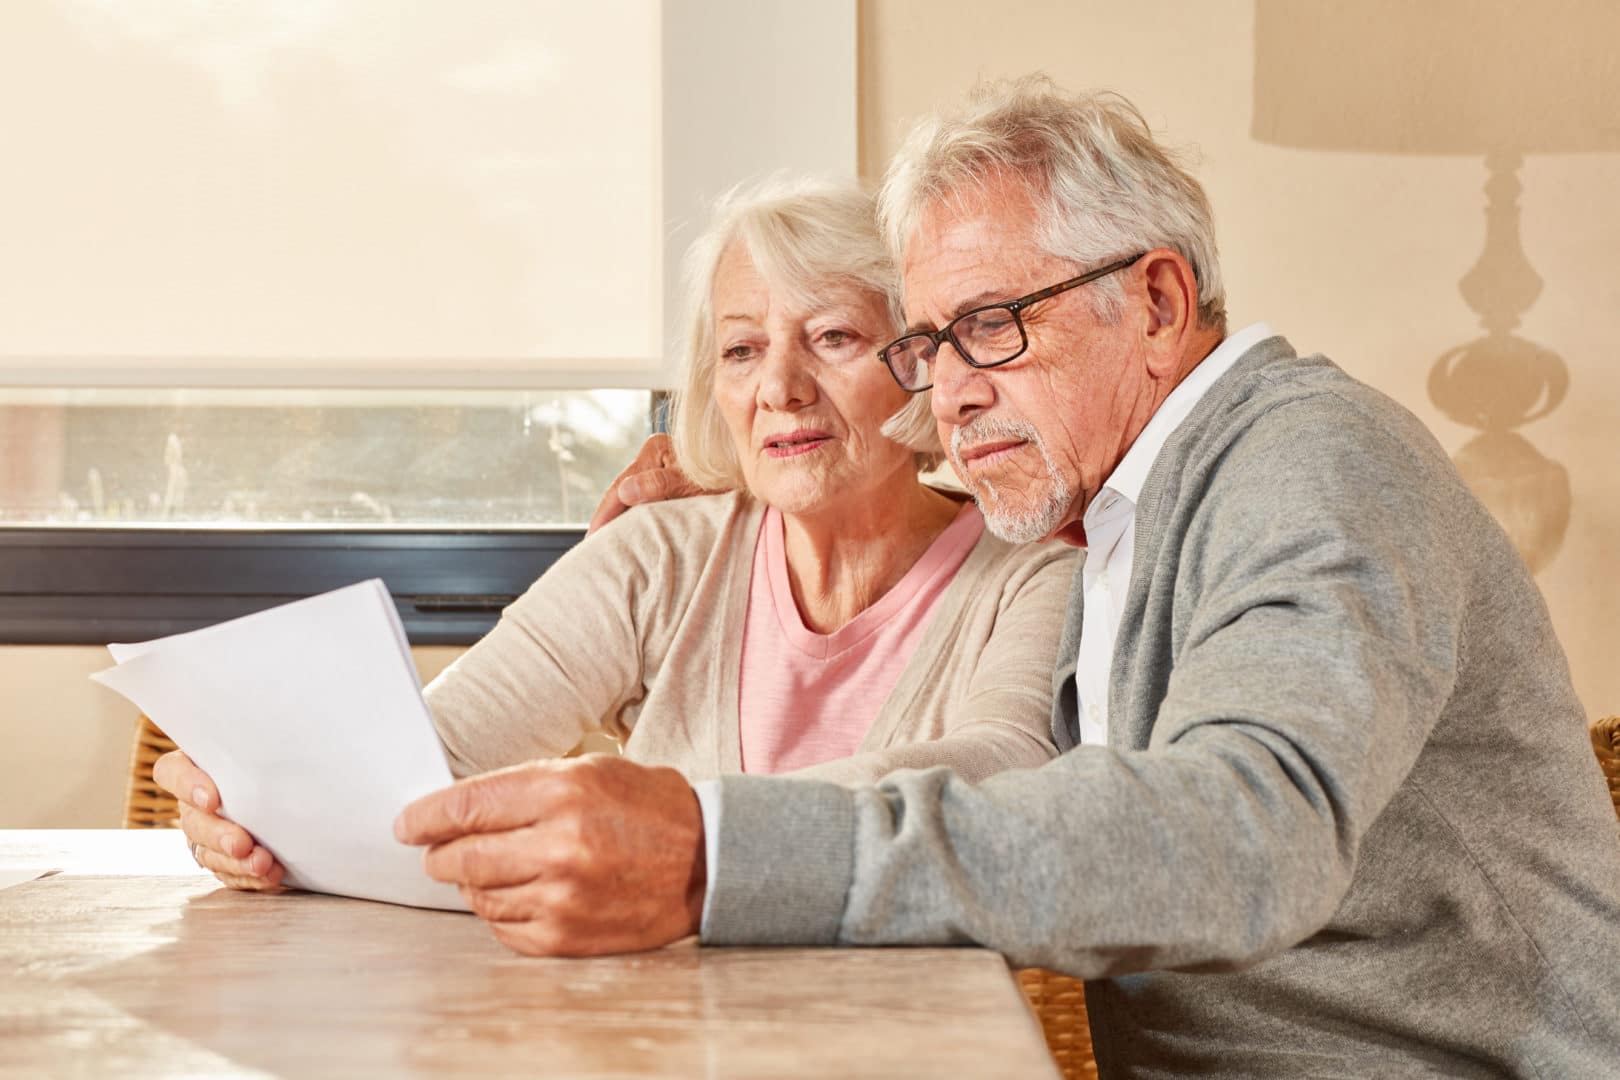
[902,215,1014,329]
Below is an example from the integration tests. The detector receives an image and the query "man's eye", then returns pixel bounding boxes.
[818,328,860,350]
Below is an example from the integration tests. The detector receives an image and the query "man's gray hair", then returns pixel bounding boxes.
[878,76,1226,331]
[669,175,943,491]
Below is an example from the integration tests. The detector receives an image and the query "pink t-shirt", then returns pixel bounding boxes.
[737,500,985,774]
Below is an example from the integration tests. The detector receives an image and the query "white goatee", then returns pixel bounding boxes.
[949,417,1072,543]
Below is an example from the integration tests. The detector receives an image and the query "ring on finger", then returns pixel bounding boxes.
[189,839,206,867]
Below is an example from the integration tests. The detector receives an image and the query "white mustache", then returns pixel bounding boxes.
[949,416,1044,463]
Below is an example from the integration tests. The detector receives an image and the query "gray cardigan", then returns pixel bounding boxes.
[701,337,1620,1077]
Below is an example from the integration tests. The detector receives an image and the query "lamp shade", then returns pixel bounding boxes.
[1252,0,1620,155]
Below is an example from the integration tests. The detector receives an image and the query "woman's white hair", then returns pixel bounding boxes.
[669,175,942,492]
[878,75,1226,332]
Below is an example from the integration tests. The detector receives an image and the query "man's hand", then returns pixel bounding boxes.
[393,755,706,957]
[586,433,714,534]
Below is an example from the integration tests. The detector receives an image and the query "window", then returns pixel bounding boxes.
[0,1,855,643]
[0,388,653,528]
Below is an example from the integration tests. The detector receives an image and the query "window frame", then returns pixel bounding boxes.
[0,527,582,646]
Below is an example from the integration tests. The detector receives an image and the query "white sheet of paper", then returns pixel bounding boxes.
[92,579,468,911]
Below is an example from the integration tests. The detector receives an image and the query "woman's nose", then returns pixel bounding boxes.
[756,341,817,411]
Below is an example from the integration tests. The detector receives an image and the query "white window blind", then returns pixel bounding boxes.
[0,0,856,389]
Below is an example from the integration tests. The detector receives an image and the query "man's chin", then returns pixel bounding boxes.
[955,461,1076,544]
[979,504,1065,545]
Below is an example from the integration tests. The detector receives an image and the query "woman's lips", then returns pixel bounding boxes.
[762,431,832,459]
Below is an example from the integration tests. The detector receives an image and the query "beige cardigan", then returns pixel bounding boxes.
[424,491,1076,786]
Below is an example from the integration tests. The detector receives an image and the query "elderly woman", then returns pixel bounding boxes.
[156,178,1074,892]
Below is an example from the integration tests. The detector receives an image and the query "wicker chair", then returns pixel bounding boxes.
[123,715,182,829]
[1594,715,1620,822]
[1016,968,1098,1080]
[125,715,1620,1080]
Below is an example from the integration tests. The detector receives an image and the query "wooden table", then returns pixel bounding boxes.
[1,831,1058,1078]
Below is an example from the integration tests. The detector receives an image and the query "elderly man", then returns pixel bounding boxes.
[396,79,1620,1075]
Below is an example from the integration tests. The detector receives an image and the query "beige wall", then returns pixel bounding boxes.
[860,0,1619,717]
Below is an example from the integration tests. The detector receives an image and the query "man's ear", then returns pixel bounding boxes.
[1138,249,1199,377]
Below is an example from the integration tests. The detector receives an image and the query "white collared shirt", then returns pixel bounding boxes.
[1074,322,1275,746]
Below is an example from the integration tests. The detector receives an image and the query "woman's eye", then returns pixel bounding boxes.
[722,344,755,362]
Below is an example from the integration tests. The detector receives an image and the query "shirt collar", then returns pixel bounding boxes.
[1092,322,1275,513]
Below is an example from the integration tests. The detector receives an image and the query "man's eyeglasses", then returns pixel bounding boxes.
[877,252,1146,392]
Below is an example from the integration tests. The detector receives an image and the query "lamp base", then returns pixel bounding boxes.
[1451,428,1570,576]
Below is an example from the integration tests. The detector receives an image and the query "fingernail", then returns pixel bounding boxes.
[392,814,408,843]
[619,477,640,503]
[191,787,209,809]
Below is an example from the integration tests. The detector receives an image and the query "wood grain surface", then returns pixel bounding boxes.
[1,832,1057,1078]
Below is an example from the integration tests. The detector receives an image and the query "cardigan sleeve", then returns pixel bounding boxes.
[422,498,708,778]
[784,543,1074,787]
[702,396,1467,971]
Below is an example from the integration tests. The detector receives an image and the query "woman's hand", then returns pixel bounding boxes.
[586,434,713,534]
[153,749,286,891]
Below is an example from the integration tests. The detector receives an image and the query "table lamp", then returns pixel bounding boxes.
[1251,0,1620,572]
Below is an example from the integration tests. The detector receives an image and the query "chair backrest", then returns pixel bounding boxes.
[1593,716,1620,821]
[1017,968,1098,1080]
[124,715,181,829]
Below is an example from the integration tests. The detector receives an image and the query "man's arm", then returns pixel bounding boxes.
[406,397,1466,970]
[705,406,1466,974]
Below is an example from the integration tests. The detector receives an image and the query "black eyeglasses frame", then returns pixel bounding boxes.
[877,251,1148,392]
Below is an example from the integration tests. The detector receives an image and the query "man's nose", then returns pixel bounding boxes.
[929,342,994,425]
